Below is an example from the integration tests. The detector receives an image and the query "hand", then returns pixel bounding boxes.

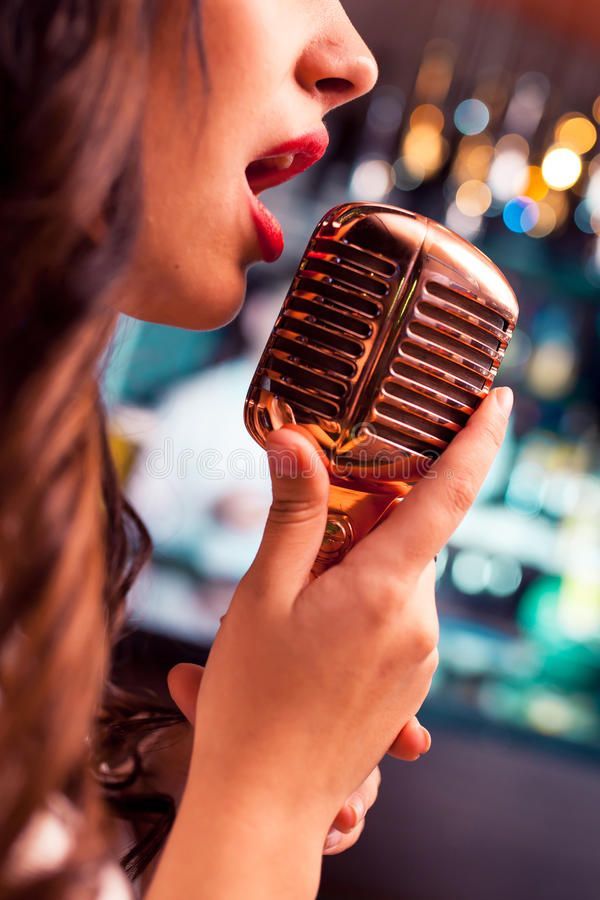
[152,388,512,900]
[168,668,432,857]
[169,388,510,817]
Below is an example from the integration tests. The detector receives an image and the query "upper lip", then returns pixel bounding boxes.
[245,127,330,194]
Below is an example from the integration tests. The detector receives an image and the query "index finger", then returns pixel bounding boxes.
[347,387,513,577]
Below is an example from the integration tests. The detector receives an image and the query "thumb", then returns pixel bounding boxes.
[246,426,330,598]
[167,663,205,725]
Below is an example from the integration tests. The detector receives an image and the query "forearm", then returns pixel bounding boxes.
[145,768,325,900]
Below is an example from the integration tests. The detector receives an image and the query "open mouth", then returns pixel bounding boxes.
[246,151,315,194]
[245,129,330,263]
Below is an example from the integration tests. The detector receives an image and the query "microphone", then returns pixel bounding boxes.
[244,203,519,575]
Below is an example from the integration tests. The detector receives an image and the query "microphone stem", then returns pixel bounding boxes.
[312,484,401,577]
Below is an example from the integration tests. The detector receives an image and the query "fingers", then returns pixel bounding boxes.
[348,388,513,578]
[332,767,381,835]
[387,716,432,761]
[243,427,330,600]
[167,663,205,725]
[323,818,365,856]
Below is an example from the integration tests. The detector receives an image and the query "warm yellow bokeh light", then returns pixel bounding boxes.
[556,115,597,155]
[542,146,582,191]
[410,104,445,133]
[456,180,492,217]
[525,165,549,201]
[466,145,494,180]
[528,340,577,399]
[593,97,600,125]
[403,126,447,178]
[452,135,493,183]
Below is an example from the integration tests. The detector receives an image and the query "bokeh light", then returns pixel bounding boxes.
[454,98,490,136]
[503,196,539,234]
[556,114,597,155]
[545,190,570,227]
[504,72,550,137]
[525,165,549,201]
[401,105,448,180]
[415,39,456,104]
[445,202,483,240]
[528,338,577,399]
[452,551,489,595]
[542,146,582,191]
[456,179,492,216]
[452,135,493,183]
[527,202,557,238]
[575,200,595,234]
[349,159,393,201]
[594,96,600,125]
[410,103,445,131]
[488,557,523,597]
[488,134,529,201]
[585,163,600,215]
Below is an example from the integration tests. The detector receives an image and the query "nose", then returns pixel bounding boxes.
[295,7,378,113]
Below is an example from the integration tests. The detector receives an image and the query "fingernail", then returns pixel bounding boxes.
[347,796,365,827]
[494,386,514,418]
[419,727,432,755]
[325,829,343,851]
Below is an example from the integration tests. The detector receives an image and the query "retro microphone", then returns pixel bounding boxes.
[244,203,519,576]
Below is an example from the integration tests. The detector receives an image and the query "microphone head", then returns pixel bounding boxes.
[245,203,518,495]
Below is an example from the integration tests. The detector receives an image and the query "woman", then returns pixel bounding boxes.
[0,1,513,897]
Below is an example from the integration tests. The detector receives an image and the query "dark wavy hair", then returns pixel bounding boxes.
[0,2,203,896]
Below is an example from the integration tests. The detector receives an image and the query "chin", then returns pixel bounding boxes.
[121,262,249,332]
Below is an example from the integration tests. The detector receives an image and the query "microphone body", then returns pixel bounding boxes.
[244,203,519,574]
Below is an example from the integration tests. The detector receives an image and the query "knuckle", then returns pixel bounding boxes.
[481,418,504,451]
[363,573,405,626]
[268,497,321,527]
[427,647,440,677]
[409,620,439,660]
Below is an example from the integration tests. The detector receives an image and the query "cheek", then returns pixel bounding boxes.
[120,83,249,328]
[121,214,248,330]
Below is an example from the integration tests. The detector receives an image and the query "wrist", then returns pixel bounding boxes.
[147,758,327,900]
[187,737,338,831]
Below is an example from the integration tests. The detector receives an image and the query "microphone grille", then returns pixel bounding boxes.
[246,203,518,486]
[368,280,513,461]
[259,236,397,423]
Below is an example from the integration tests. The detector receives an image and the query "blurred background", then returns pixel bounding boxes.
[106,0,600,897]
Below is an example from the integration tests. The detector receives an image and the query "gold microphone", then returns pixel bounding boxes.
[244,203,519,576]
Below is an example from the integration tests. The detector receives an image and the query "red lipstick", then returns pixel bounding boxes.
[249,196,285,263]
[246,127,330,263]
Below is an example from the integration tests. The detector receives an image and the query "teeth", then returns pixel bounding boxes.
[264,153,295,171]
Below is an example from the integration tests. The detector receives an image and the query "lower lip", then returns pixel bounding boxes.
[248,189,285,263]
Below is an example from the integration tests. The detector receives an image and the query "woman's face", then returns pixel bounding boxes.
[120,0,377,330]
